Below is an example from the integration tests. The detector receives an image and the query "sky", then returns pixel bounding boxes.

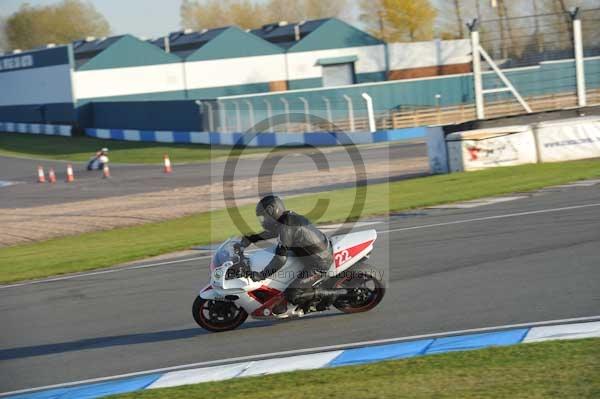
[1,0,183,39]
[0,0,373,40]
[0,0,492,41]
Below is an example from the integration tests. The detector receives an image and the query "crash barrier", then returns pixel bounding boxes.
[0,121,71,137]
[4,319,598,399]
[427,116,600,173]
[84,126,432,147]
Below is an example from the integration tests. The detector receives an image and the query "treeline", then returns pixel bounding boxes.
[0,0,597,52]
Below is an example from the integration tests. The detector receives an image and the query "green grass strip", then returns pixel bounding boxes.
[0,159,599,283]
[0,133,269,164]
[109,338,600,399]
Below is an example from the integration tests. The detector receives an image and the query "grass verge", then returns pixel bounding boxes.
[1,159,599,283]
[108,338,600,399]
[0,133,270,163]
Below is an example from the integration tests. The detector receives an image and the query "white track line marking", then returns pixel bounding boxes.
[0,180,17,188]
[0,255,212,290]
[3,202,599,289]
[427,196,528,209]
[2,315,599,397]
[380,202,600,235]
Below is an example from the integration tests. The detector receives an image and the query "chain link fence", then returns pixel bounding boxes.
[479,12,574,67]
[581,8,600,105]
[475,7,600,118]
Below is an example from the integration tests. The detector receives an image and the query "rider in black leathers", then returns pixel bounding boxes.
[241,195,333,305]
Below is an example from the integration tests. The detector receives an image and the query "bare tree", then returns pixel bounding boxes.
[180,0,257,30]
[0,16,8,52]
[181,0,348,31]
[263,0,304,23]
[474,0,482,21]
[453,0,464,38]
[434,0,469,39]
[303,0,348,20]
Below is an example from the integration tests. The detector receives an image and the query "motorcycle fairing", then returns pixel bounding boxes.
[329,229,377,272]
[200,229,377,318]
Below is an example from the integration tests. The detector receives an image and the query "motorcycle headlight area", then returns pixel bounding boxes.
[213,268,224,280]
[212,261,233,285]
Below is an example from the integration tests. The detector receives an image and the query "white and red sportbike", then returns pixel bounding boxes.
[193,229,385,332]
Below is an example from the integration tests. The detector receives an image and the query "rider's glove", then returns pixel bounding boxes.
[233,242,244,254]
[240,236,251,248]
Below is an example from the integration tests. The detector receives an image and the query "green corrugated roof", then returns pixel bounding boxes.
[186,26,284,62]
[78,35,181,71]
[288,19,383,53]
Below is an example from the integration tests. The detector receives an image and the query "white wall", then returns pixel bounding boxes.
[0,64,74,106]
[286,45,386,81]
[74,63,186,100]
[388,39,471,70]
[185,54,287,90]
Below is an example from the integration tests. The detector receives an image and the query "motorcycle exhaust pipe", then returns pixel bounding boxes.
[293,288,350,302]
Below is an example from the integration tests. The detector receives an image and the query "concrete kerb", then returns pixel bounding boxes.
[2,317,599,399]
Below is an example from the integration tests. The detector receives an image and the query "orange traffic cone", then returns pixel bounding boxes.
[37,166,46,183]
[163,154,172,173]
[102,164,110,178]
[66,164,75,183]
[48,168,57,183]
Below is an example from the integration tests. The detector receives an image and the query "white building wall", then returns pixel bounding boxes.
[74,63,186,100]
[285,45,386,81]
[184,53,287,90]
[71,39,471,101]
[0,65,74,106]
[388,39,471,70]
[65,39,472,102]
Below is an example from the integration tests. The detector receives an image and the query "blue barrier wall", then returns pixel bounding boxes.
[0,103,76,124]
[79,100,204,130]
[85,126,432,146]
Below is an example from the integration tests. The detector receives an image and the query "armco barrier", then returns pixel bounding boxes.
[0,121,71,137]
[4,319,599,399]
[84,126,432,146]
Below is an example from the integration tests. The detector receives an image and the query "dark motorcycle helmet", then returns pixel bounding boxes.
[256,195,285,231]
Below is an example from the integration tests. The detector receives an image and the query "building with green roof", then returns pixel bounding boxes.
[73,34,186,103]
[182,26,287,98]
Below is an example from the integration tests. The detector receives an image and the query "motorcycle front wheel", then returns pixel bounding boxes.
[192,296,248,332]
[333,268,385,314]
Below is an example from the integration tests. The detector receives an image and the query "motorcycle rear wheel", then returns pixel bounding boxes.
[192,296,248,332]
[333,268,385,313]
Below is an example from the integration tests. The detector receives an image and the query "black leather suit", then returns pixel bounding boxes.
[243,211,333,302]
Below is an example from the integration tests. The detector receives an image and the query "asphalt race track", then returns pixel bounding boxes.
[1,181,598,392]
[0,141,426,208]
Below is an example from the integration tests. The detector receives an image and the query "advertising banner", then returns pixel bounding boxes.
[535,117,600,163]
[446,126,537,172]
